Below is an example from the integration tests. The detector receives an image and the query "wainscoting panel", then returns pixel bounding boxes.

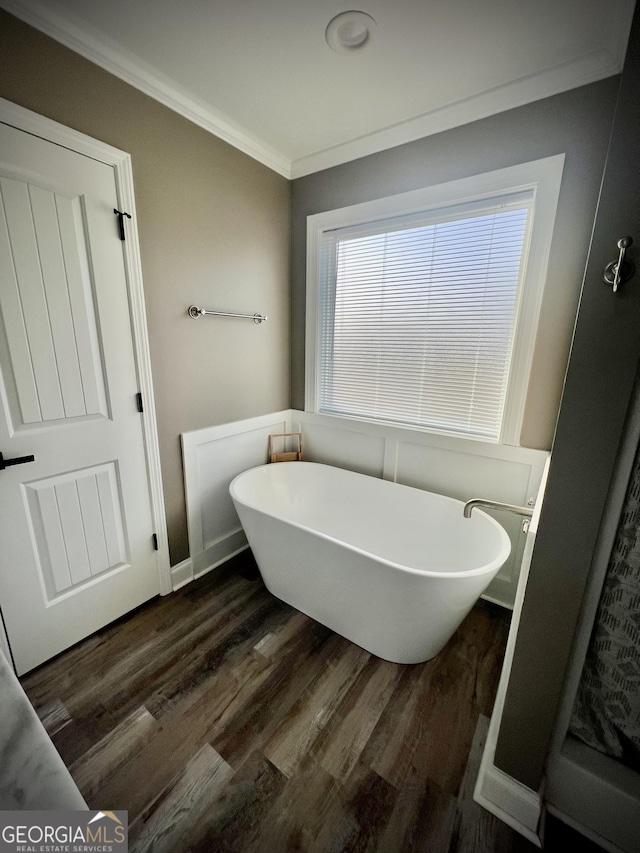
[395,440,533,596]
[181,409,548,607]
[395,442,532,504]
[181,411,291,582]
[292,419,386,478]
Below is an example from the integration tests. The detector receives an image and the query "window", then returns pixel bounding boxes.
[306,157,564,444]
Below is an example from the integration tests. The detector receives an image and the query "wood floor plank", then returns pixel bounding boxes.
[68,580,270,717]
[129,743,235,853]
[36,697,72,736]
[180,750,288,853]
[474,620,510,718]
[309,761,399,853]
[142,594,291,719]
[91,604,318,819]
[21,570,224,703]
[21,556,259,710]
[445,603,510,719]
[377,769,457,853]
[359,657,442,789]
[249,759,343,851]
[361,606,500,793]
[319,656,400,783]
[262,639,371,778]
[19,555,531,853]
[408,653,478,794]
[253,610,312,660]
[211,617,335,769]
[90,653,271,819]
[70,705,158,801]
[21,632,105,709]
[50,701,121,768]
[51,572,253,714]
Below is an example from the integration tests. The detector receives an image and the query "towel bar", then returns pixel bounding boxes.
[188,305,268,324]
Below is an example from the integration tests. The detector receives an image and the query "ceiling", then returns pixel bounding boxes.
[2,0,635,178]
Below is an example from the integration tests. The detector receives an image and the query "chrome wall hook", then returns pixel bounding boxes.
[603,237,635,292]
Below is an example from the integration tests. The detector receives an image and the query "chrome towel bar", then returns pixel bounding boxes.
[188,305,268,324]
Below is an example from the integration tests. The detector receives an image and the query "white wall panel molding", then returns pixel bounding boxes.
[181,411,292,587]
[182,409,548,606]
[292,411,547,607]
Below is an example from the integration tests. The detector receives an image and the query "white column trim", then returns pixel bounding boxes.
[473,458,552,845]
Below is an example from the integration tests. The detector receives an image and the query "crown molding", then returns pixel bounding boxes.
[2,0,631,182]
[0,0,292,178]
[290,47,622,178]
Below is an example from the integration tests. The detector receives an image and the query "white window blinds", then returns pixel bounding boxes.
[316,192,533,440]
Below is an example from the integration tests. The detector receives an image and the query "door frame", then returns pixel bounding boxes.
[0,96,172,597]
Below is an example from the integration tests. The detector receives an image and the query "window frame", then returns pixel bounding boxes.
[305,155,565,446]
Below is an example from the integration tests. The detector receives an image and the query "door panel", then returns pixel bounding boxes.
[0,177,108,430]
[0,121,159,674]
[25,462,128,599]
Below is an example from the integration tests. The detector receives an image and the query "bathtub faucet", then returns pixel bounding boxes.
[463,498,534,520]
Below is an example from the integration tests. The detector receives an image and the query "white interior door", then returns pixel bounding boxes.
[0,121,161,675]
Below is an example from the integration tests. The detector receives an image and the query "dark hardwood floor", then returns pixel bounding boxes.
[21,552,536,852]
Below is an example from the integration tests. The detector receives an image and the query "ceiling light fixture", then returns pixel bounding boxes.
[325,11,378,55]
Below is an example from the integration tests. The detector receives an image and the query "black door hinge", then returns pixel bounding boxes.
[136,392,143,413]
[152,533,158,551]
[114,209,132,241]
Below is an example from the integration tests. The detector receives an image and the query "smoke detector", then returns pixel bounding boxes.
[326,11,378,55]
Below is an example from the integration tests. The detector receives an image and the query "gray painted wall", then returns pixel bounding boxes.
[291,77,619,451]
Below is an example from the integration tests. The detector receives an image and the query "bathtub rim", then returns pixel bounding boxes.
[230,461,511,581]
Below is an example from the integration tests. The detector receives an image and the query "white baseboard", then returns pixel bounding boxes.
[192,528,248,576]
[171,542,251,592]
[474,748,542,846]
[194,543,249,580]
[170,558,194,591]
[481,591,514,611]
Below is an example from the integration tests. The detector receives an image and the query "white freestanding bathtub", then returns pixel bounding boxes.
[230,462,511,664]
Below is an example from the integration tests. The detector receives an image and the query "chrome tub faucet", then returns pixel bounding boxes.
[463,498,534,520]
